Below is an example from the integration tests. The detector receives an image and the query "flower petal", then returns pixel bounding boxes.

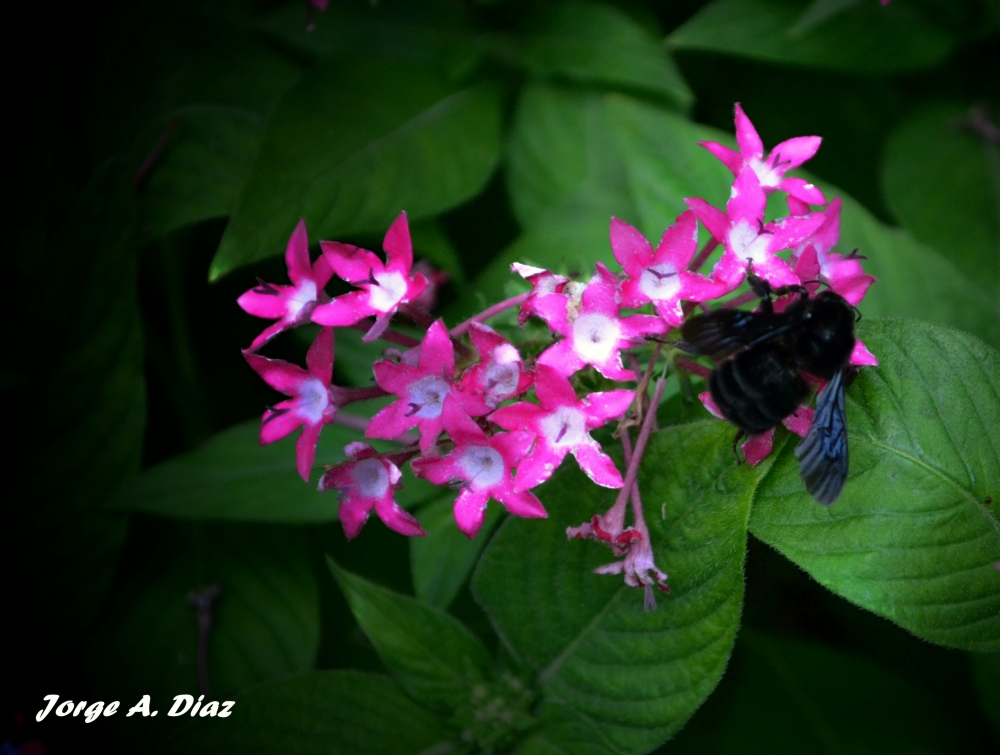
[734,103,764,160]
[727,166,766,226]
[583,389,634,424]
[656,209,700,267]
[238,286,294,320]
[495,488,547,519]
[513,444,566,491]
[311,291,375,327]
[374,496,426,537]
[699,140,743,175]
[610,217,653,275]
[770,135,822,172]
[245,353,309,394]
[684,197,729,242]
[260,403,302,444]
[778,177,826,206]
[382,211,413,273]
[454,487,490,538]
[306,327,334,384]
[339,495,373,540]
[571,441,624,488]
[534,364,578,408]
[418,320,455,376]
[285,219,312,284]
[295,421,324,481]
[741,428,774,466]
[850,339,879,366]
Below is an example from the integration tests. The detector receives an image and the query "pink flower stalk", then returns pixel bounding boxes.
[700,103,826,206]
[787,198,877,307]
[491,365,633,490]
[535,263,665,381]
[368,320,490,453]
[245,327,337,481]
[611,211,727,325]
[511,262,569,326]
[459,323,533,409]
[319,442,425,540]
[687,167,826,291]
[312,212,428,341]
[412,398,546,538]
[238,219,333,352]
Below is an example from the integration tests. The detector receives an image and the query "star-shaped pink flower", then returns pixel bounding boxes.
[686,166,826,292]
[611,212,728,326]
[412,398,546,538]
[245,327,337,482]
[237,219,333,352]
[491,365,634,491]
[319,442,425,540]
[368,320,490,453]
[511,262,569,326]
[311,212,428,341]
[535,263,665,381]
[700,103,826,206]
[459,323,533,409]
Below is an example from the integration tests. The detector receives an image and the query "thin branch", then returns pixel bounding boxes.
[450,292,531,338]
[688,238,719,273]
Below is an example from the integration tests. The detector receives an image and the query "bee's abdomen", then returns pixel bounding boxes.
[710,346,808,435]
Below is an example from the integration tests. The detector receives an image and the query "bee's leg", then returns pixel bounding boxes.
[731,430,746,465]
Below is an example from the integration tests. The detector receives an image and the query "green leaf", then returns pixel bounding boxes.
[669,0,954,74]
[670,632,959,754]
[881,102,1000,298]
[140,106,264,239]
[329,559,491,710]
[88,522,320,745]
[489,1,692,111]
[210,57,502,279]
[750,319,1000,651]
[410,493,504,608]
[474,421,775,754]
[10,159,143,672]
[156,671,446,754]
[113,418,436,522]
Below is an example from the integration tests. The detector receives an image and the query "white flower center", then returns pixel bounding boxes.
[571,313,621,365]
[352,458,390,498]
[297,377,330,424]
[368,270,408,312]
[407,375,450,419]
[638,263,681,301]
[750,157,780,189]
[286,279,317,320]
[460,445,504,489]
[728,220,772,266]
[481,343,522,405]
[538,406,586,448]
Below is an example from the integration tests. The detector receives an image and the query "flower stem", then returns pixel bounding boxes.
[722,289,758,309]
[450,292,531,338]
[611,370,668,520]
[688,238,719,273]
[675,355,711,379]
[351,321,420,347]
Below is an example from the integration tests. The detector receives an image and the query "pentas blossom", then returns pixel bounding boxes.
[611,211,727,325]
[312,212,428,341]
[319,442,424,539]
[491,365,634,490]
[511,262,569,326]
[245,327,337,481]
[412,398,546,538]
[687,166,826,291]
[369,320,491,453]
[238,220,333,352]
[534,262,664,381]
[459,323,533,409]
[701,103,826,206]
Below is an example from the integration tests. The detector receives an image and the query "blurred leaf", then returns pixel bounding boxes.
[140,106,264,239]
[474,422,775,754]
[669,0,954,74]
[506,83,636,229]
[329,559,491,710]
[410,494,503,608]
[260,0,477,73]
[8,159,143,672]
[488,1,692,111]
[115,418,436,522]
[411,218,468,285]
[517,700,621,755]
[881,102,1000,298]
[750,319,1000,651]
[669,632,958,754]
[88,522,319,744]
[156,671,446,754]
[211,58,502,279]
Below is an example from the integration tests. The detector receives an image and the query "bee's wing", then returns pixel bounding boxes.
[680,309,788,362]
[795,369,848,505]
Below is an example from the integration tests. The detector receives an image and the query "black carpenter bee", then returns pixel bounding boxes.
[680,271,857,504]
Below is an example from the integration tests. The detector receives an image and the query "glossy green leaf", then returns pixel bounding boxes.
[140,106,264,239]
[155,671,446,755]
[329,559,491,710]
[88,523,319,746]
[474,422,775,754]
[489,1,692,111]
[669,0,954,74]
[750,319,1000,651]
[114,418,436,522]
[410,493,503,608]
[211,58,502,279]
[881,102,1000,298]
[10,159,143,672]
[670,632,957,754]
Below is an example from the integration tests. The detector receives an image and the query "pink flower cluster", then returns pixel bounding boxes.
[238,104,877,604]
